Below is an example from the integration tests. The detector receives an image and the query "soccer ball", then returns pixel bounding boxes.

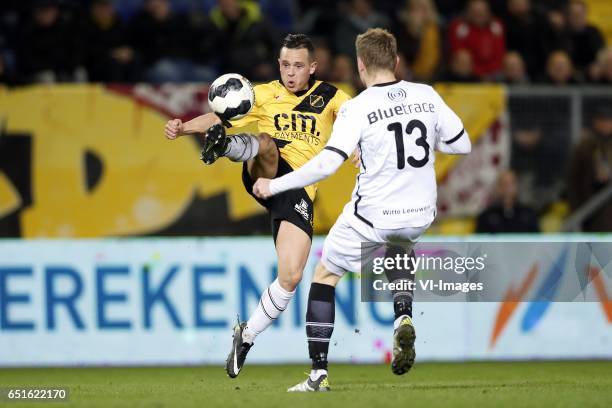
[208,73,255,120]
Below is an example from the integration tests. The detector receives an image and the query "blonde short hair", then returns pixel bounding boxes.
[355,28,398,73]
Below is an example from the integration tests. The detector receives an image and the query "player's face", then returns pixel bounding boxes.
[278,47,317,93]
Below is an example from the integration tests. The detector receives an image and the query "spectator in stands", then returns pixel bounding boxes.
[565,0,605,77]
[544,50,579,84]
[508,93,572,209]
[392,0,441,82]
[0,3,18,79]
[209,0,278,81]
[131,0,213,83]
[313,41,333,82]
[590,47,612,84]
[260,0,296,34]
[0,55,10,84]
[434,0,464,21]
[537,0,572,11]
[448,0,506,80]
[0,6,16,85]
[540,3,572,57]
[395,53,413,81]
[439,49,479,82]
[17,0,84,83]
[334,0,389,56]
[84,0,138,82]
[330,54,356,84]
[503,0,552,79]
[500,51,529,84]
[295,0,337,39]
[567,106,612,232]
[113,0,145,21]
[476,170,540,233]
[490,0,510,16]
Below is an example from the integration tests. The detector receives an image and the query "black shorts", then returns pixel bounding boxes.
[242,155,314,242]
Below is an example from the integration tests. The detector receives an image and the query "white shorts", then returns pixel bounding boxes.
[320,212,430,276]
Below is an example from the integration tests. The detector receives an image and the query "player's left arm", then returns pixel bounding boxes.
[253,100,360,199]
[432,89,471,155]
[253,149,346,199]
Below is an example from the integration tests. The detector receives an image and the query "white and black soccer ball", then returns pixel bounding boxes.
[208,73,255,120]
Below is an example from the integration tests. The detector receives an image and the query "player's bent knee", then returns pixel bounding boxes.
[257,133,276,159]
[278,268,303,292]
[248,133,278,179]
[278,275,302,292]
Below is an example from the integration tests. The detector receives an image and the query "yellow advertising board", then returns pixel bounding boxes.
[0,84,504,237]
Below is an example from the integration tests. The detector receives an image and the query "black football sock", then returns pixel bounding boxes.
[306,282,335,371]
[384,246,415,319]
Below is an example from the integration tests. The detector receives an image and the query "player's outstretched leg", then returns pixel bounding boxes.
[225,222,309,378]
[287,281,334,392]
[288,263,340,392]
[200,124,230,164]
[287,372,330,392]
[200,124,260,165]
[225,320,253,378]
[392,315,416,375]
[224,278,295,378]
[386,246,417,375]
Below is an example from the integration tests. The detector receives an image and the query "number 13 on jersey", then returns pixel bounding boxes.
[387,120,430,169]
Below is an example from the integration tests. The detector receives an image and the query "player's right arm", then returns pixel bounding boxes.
[164,113,222,140]
[165,82,268,139]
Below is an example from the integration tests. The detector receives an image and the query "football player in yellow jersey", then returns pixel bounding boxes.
[164,34,351,378]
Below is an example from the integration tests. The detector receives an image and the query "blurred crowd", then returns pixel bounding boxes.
[0,0,610,233]
[0,0,611,85]
[475,102,612,233]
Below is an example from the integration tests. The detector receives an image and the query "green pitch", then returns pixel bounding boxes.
[1,361,611,407]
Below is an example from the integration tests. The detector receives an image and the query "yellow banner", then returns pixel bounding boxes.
[0,84,505,237]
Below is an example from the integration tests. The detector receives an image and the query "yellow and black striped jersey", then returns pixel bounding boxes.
[229,79,351,200]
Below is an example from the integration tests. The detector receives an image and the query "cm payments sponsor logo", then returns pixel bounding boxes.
[490,248,612,348]
[273,113,322,146]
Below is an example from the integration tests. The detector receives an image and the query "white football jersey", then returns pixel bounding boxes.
[325,80,465,229]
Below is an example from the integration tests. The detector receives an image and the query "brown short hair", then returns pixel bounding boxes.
[355,28,397,72]
[280,33,315,59]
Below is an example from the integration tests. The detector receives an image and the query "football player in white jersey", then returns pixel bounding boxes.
[253,28,471,392]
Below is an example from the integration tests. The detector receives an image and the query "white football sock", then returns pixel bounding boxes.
[224,133,259,162]
[242,279,294,344]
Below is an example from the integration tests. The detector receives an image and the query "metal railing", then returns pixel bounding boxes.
[506,86,612,217]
